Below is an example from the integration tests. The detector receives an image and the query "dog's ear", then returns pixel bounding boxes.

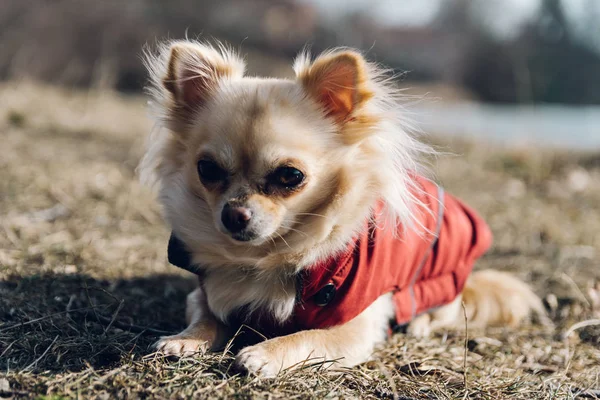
[163,42,245,115]
[295,50,373,125]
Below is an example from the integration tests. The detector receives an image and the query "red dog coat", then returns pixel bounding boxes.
[292,176,492,331]
[167,176,492,335]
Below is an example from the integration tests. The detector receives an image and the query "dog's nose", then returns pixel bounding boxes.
[221,204,252,234]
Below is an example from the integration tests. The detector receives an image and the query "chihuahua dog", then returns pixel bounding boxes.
[140,40,546,377]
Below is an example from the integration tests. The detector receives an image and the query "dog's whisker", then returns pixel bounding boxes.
[295,212,332,220]
[283,217,319,229]
[268,235,278,249]
[285,227,309,237]
[275,232,292,250]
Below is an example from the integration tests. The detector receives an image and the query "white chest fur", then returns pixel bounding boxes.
[202,267,297,324]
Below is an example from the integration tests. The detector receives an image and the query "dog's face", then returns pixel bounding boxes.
[143,42,419,264]
[184,81,332,245]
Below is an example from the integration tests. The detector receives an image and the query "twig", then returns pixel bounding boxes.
[461,301,469,400]
[375,360,399,400]
[288,355,342,374]
[0,306,172,336]
[84,282,103,329]
[91,312,173,336]
[0,306,96,332]
[103,299,125,336]
[560,272,591,307]
[23,335,59,371]
[0,339,18,358]
[221,325,244,362]
[562,319,600,340]
[221,323,268,361]
[84,286,122,304]
[65,294,77,314]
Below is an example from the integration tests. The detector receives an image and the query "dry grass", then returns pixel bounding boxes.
[1,81,599,399]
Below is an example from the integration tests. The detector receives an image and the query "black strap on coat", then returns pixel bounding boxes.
[167,232,200,275]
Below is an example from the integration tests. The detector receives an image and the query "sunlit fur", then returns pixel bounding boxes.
[140,40,546,377]
[140,40,433,321]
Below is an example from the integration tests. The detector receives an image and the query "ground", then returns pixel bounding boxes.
[0,82,599,399]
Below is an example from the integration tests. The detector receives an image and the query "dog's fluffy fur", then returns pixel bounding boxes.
[140,40,546,377]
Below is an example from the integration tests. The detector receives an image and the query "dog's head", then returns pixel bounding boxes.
[141,41,427,267]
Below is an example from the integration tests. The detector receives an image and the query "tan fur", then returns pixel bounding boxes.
[142,40,546,377]
[236,293,394,377]
[407,270,549,337]
[155,287,220,356]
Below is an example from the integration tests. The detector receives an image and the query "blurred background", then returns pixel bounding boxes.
[1,0,599,147]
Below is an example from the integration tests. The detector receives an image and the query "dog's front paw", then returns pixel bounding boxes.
[154,334,210,357]
[236,343,283,378]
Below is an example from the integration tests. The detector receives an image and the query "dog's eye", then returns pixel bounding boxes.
[270,167,305,188]
[197,160,228,183]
